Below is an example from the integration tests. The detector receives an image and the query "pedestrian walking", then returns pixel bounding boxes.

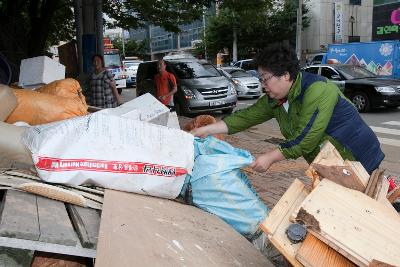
[191,44,384,174]
[89,54,122,108]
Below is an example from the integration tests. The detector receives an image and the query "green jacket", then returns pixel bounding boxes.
[223,72,384,173]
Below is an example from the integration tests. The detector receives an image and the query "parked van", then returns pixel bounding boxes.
[136,58,237,115]
[232,59,258,77]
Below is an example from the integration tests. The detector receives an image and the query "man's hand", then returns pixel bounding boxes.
[249,153,274,172]
[249,148,285,173]
[158,95,166,101]
[190,126,211,138]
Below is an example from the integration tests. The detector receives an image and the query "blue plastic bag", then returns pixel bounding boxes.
[182,136,269,240]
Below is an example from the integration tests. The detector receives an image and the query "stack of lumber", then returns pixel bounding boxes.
[261,141,400,267]
[0,169,104,266]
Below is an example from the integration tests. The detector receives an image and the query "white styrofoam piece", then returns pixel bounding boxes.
[18,56,65,87]
[98,106,141,121]
[121,93,170,126]
[166,112,180,129]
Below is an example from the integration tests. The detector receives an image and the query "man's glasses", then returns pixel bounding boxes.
[258,72,275,84]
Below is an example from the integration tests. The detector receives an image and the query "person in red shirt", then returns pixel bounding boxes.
[154,59,177,108]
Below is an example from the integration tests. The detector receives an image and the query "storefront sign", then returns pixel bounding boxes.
[373,2,400,41]
[334,2,343,43]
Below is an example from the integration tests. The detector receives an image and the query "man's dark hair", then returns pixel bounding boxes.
[92,54,105,67]
[254,44,299,81]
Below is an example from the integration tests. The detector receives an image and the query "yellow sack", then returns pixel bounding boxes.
[6,89,88,125]
[36,78,87,107]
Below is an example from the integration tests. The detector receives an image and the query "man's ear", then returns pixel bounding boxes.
[283,72,291,81]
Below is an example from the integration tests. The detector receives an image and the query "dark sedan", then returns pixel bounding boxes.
[302,64,400,112]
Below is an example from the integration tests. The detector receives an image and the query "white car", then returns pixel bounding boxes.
[123,60,142,87]
[219,67,262,99]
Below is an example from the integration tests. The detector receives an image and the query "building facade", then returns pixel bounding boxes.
[302,0,374,54]
[129,8,214,59]
[303,0,400,55]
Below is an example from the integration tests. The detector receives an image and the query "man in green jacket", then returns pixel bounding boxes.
[192,44,384,174]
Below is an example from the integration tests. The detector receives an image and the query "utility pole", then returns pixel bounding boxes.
[203,7,208,60]
[121,28,125,56]
[295,0,303,60]
[74,0,83,75]
[95,0,103,57]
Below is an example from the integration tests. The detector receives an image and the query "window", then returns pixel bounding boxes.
[348,36,360,43]
[233,62,240,68]
[303,67,319,74]
[321,67,339,79]
[349,0,361,5]
[241,60,254,71]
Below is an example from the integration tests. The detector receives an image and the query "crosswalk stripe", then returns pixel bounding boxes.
[370,126,400,136]
[378,137,400,147]
[382,121,400,126]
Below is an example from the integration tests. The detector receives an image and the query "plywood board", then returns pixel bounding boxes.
[312,164,366,192]
[95,190,273,267]
[292,179,400,267]
[344,161,370,187]
[296,234,356,267]
[260,179,308,267]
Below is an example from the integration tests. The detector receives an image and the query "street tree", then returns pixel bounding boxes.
[204,0,310,61]
[215,0,272,62]
[0,0,212,82]
[111,37,149,59]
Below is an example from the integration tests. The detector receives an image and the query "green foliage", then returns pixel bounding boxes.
[0,0,75,81]
[103,0,212,33]
[0,0,212,82]
[111,37,149,58]
[204,0,310,60]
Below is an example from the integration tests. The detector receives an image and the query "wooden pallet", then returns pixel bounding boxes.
[0,189,100,266]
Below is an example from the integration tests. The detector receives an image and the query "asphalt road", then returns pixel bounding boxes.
[121,88,400,176]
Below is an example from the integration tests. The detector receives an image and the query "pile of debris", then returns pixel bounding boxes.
[261,141,400,267]
[0,56,272,266]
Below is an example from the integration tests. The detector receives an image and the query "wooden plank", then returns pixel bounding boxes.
[0,246,34,267]
[0,174,34,187]
[312,164,366,191]
[373,175,389,203]
[0,190,40,241]
[292,179,400,267]
[344,161,370,187]
[261,179,308,234]
[310,141,344,166]
[69,189,104,203]
[260,179,308,267]
[95,190,274,267]
[296,234,356,267]
[388,186,400,204]
[365,169,384,197]
[67,205,100,249]
[36,196,77,246]
[3,171,41,181]
[0,236,95,258]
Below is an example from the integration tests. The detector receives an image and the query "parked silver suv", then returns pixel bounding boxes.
[137,58,237,115]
